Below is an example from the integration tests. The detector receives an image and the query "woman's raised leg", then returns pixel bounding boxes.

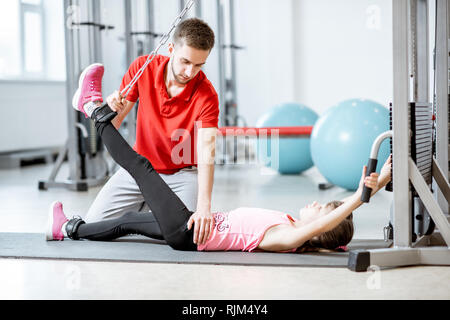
[70,63,196,250]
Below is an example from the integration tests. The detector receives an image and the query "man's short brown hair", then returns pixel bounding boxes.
[173,18,215,51]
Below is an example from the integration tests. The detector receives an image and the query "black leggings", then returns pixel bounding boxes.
[74,105,197,251]
[77,211,164,241]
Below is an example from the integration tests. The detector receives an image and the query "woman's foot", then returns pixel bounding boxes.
[72,63,104,118]
[45,201,68,241]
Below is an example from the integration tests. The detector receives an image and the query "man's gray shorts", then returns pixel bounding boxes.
[85,166,198,222]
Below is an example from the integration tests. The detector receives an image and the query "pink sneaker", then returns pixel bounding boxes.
[45,201,68,241]
[72,63,104,118]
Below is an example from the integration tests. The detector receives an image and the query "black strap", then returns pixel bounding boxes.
[91,103,118,123]
[66,217,86,240]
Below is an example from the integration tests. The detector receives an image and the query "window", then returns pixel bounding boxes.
[0,0,65,80]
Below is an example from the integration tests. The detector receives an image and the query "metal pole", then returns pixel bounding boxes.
[411,0,429,102]
[179,0,186,19]
[146,0,155,53]
[63,0,80,181]
[195,0,202,17]
[91,0,102,62]
[88,0,104,158]
[435,0,449,214]
[392,0,412,247]
[228,0,238,125]
[121,0,136,147]
[124,0,134,66]
[216,0,226,127]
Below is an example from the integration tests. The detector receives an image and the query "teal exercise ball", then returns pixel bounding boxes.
[256,103,319,174]
[310,98,390,190]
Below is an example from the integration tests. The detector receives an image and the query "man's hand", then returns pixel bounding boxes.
[187,209,214,245]
[106,90,136,129]
[106,90,126,114]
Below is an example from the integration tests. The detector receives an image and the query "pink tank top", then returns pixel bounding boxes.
[197,207,297,252]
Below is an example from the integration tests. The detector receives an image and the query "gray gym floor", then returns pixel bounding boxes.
[0,161,449,299]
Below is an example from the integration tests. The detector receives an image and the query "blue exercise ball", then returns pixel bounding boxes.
[256,103,319,174]
[311,98,390,190]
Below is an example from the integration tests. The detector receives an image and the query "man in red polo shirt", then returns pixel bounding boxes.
[85,18,218,245]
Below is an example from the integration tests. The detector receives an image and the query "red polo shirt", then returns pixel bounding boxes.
[119,55,219,174]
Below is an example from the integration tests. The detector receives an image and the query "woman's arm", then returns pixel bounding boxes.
[319,163,388,233]
[279,192,363,250]
[269,165,385,251]
[257,191,363,252]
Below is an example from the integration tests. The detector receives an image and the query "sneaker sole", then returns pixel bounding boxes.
[45,200,60,241]
[71,63,104,111]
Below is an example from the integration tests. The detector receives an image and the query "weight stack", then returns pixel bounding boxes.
[386,102,433,192]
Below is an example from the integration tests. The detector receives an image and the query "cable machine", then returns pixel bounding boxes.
[349,0,450,271]
[39,0,114,191]
[215,0,250,164]
[122,0,157,147]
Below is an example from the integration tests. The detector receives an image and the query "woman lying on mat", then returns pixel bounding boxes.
[45,64,392,253]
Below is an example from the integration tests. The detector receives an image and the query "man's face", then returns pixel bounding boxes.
[168,42,210,84]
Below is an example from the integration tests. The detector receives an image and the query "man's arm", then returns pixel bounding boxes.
[111,100,136,129]
[106,90,136,129]
[187,127,217,245]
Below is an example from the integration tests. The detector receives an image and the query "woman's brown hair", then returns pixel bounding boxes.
[301,200,354,251]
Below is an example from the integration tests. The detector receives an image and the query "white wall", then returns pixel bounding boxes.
[43,0,66,80]
[0,81,67,152]
[232,0,296,126]
[292,0,393,115]
[226,0,393,126]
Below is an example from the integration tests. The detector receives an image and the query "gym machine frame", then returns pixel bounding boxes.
[38,0,112,191]
[349,0,450,271]
[215,0,250,164]
[121,0,157,147]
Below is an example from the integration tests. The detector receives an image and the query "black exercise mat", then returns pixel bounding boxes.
[0,232,391,267]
